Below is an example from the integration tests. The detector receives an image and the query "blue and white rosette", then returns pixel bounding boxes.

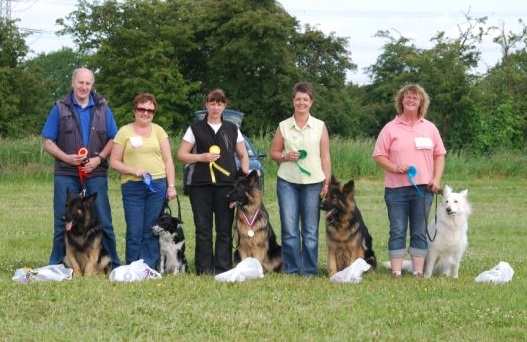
[142,173,157,193]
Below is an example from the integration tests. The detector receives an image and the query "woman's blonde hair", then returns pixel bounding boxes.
[394,83,430,117]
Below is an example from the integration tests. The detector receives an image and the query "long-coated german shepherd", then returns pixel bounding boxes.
[320,177,377,277]
[62,189,111,276]
[227,170,282,272]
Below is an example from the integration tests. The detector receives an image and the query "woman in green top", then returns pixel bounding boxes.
[270,82,331,276]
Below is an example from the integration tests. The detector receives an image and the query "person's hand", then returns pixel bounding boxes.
[428,179,442,194]
[167,186,177,200]
[320,184,329,198]
[80,157,101,174]
[285,151,300,161]
[204,152,220,162]
[392,164,409,174]
[67,153,86,166]
[131,168,147,178]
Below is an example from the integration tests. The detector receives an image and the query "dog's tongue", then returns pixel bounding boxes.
[326,209,335,219]
[229,202,237,209]
[65,221,72,231]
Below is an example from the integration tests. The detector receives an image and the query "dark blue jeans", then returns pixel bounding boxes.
[384,185,433,258]
[188,185,234,275]
[277,177,323,276]
[121,179,167,269]
[49,175,121,268]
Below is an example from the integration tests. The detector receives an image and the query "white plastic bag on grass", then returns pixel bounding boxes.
[475,261,514,284]
[330,258,371,283]
[109,259,162,282]
[12,264,73,283]
[215,257,264,282]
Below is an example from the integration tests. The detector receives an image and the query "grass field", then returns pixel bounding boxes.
[1,176,526,341]
[1,136,526,341]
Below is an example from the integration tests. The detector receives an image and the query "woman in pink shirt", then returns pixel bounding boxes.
[372,84,446,278]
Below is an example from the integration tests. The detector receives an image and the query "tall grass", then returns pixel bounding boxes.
[3,136,526,182]
[1,136,526,341]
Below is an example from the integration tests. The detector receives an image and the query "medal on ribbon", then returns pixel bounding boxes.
[407,165,424,197]
[208,145,230,183]
[77,147,91,184]
[296,149,311,176]
[240,207,260,238]
[142,172,158,192]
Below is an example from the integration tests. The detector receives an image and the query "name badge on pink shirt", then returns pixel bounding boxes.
[415,137,433,150]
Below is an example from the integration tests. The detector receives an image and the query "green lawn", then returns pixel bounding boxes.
[1,176,525,341]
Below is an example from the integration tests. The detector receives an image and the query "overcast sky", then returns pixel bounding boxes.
[12,0,526,84]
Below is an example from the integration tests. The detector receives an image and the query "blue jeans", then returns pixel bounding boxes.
[277,177,323,276]
[384,185,433,258]
[121,179,167,269]
[188,185,234,275]
[49,175,121,268]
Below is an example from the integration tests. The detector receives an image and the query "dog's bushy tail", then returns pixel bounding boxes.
[356,206,377,270]
[364,233,377,269]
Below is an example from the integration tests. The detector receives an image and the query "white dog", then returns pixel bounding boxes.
[423,185,472,278]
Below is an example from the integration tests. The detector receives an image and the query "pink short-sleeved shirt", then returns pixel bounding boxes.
[372,116,446,188]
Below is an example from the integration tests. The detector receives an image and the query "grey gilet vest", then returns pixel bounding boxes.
[54,91,110,177]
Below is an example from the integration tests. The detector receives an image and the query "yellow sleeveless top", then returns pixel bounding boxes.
[277,115,326,184]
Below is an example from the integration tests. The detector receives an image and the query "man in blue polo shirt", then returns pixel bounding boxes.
[41,67,121,269]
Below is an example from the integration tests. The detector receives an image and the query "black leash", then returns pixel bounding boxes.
[160,195,183,222]
[424,187,442,242]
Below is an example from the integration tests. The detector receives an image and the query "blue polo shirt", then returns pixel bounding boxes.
[41,94,118,147]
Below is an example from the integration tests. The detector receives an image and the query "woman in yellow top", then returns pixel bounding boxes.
[110,93,177,269]
[270,82,331,276]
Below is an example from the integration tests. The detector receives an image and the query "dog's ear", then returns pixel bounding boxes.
[247,170,260,187]
[443,185,452,196]
[236,168,246,178]
[460,189,468,197]
[84,192,98,206]
[330,175,339,186]
[343,179,355,196]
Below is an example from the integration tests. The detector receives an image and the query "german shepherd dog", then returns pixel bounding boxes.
[62,189,111,276]
[227,170,282,272]
[320,177,377,277]
[152,211,188,274]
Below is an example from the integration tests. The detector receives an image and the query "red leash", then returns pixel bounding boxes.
[77,147,91,193]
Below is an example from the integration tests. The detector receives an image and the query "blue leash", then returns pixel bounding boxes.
[407,165,438,241]
[407,165,424,197]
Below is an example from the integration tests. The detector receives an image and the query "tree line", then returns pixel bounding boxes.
[1,0,526,154]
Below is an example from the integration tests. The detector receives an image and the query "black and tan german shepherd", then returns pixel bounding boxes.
[62,189,111,276]
[320,177,377,277]
[227,170,282,272]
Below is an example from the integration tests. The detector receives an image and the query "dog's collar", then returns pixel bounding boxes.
[240,207,261,228]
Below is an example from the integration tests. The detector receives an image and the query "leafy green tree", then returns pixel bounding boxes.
[175,0,300,133]
[56,0,356,136]
[0,18,51,137]
[27,48,88,99]
[363,20,484,151]
[58,0,196,130]
[289,25,360,137]
[474,54,527,151]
